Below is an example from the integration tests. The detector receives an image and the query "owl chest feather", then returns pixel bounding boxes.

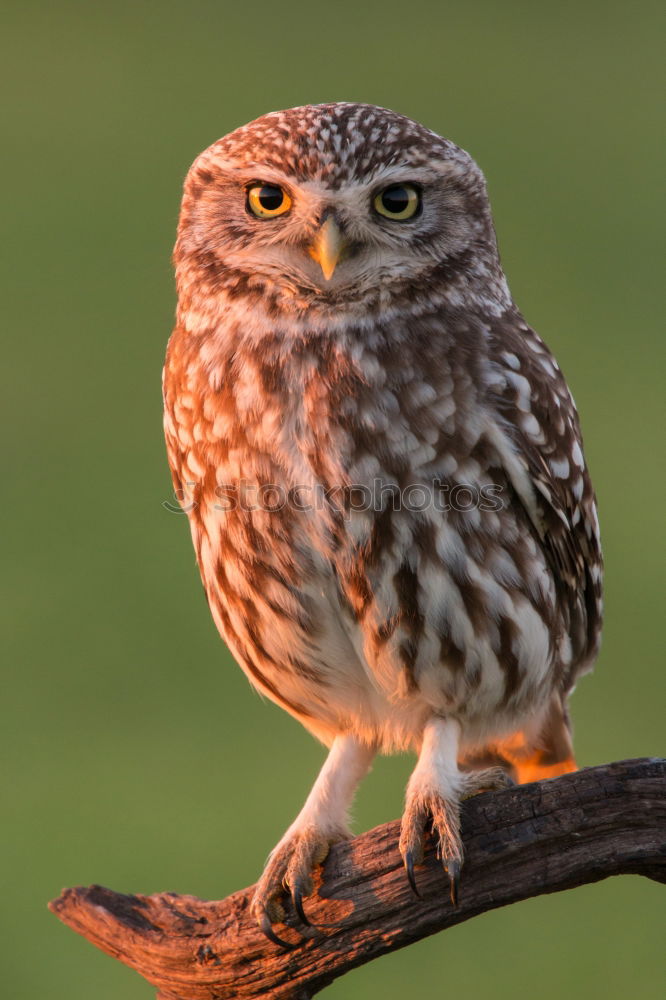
[164,315,574,749]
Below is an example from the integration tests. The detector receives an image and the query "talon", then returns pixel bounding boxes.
[258,912,295,950]
[446,858,461,906]
[292,885,312,927]
[405,850,421,897]
[291,886,339,930]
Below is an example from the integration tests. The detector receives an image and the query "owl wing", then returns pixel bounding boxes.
[485,315,603,685]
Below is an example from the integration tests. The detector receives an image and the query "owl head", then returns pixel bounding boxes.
[174,104,508,322]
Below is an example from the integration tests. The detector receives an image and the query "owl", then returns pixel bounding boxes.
[163,103,602,945]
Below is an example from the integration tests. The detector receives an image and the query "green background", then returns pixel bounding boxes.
[2,0,664,997]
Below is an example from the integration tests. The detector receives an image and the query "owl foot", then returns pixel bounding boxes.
[399,765,513,901]
[399,787,463,905]
[249,735,376,947]
[251,825,346,947]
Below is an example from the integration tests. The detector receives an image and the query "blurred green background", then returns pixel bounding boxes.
[2,0,664,997]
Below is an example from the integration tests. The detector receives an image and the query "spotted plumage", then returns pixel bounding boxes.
[163,103,602,937]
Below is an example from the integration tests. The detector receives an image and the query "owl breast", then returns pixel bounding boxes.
[163,306,597,752]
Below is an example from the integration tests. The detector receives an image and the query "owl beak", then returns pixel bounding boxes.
[308,217,347,281]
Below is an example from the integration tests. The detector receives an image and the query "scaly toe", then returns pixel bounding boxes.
[251,848,296,946]
[399,807,427,896]
[251,826,344,943]
[445,857,461,906]
[401,789,464,902]
[461,766,515,800]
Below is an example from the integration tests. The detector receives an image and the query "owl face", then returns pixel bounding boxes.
[175,104,503,317]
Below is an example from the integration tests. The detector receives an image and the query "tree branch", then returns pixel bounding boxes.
[50,758,665,1000]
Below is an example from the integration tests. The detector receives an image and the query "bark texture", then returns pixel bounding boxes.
[50,758,666,999]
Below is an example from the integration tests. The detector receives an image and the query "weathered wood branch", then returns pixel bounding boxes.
[50,758,665,1000]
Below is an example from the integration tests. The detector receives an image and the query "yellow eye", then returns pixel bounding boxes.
[373,183,421,221]
[247,183,292,218]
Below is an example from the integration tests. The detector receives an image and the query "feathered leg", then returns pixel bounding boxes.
[400,716,512,903]
[252,733,375,945]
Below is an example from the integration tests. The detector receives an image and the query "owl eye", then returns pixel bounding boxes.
[247,183,292,218]
[373,183,421,221]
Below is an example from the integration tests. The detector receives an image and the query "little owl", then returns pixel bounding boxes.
[163,103,602,945]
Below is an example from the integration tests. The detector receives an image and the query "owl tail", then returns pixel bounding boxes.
[461,693,578,785]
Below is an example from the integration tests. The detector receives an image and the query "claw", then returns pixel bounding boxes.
[405,850,421,898]
[292,885,312,927]
[446,858,461,907]
[258,912,295,950]
[291,886,339,930]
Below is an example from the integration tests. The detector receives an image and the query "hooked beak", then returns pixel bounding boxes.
[308,217,348,281]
